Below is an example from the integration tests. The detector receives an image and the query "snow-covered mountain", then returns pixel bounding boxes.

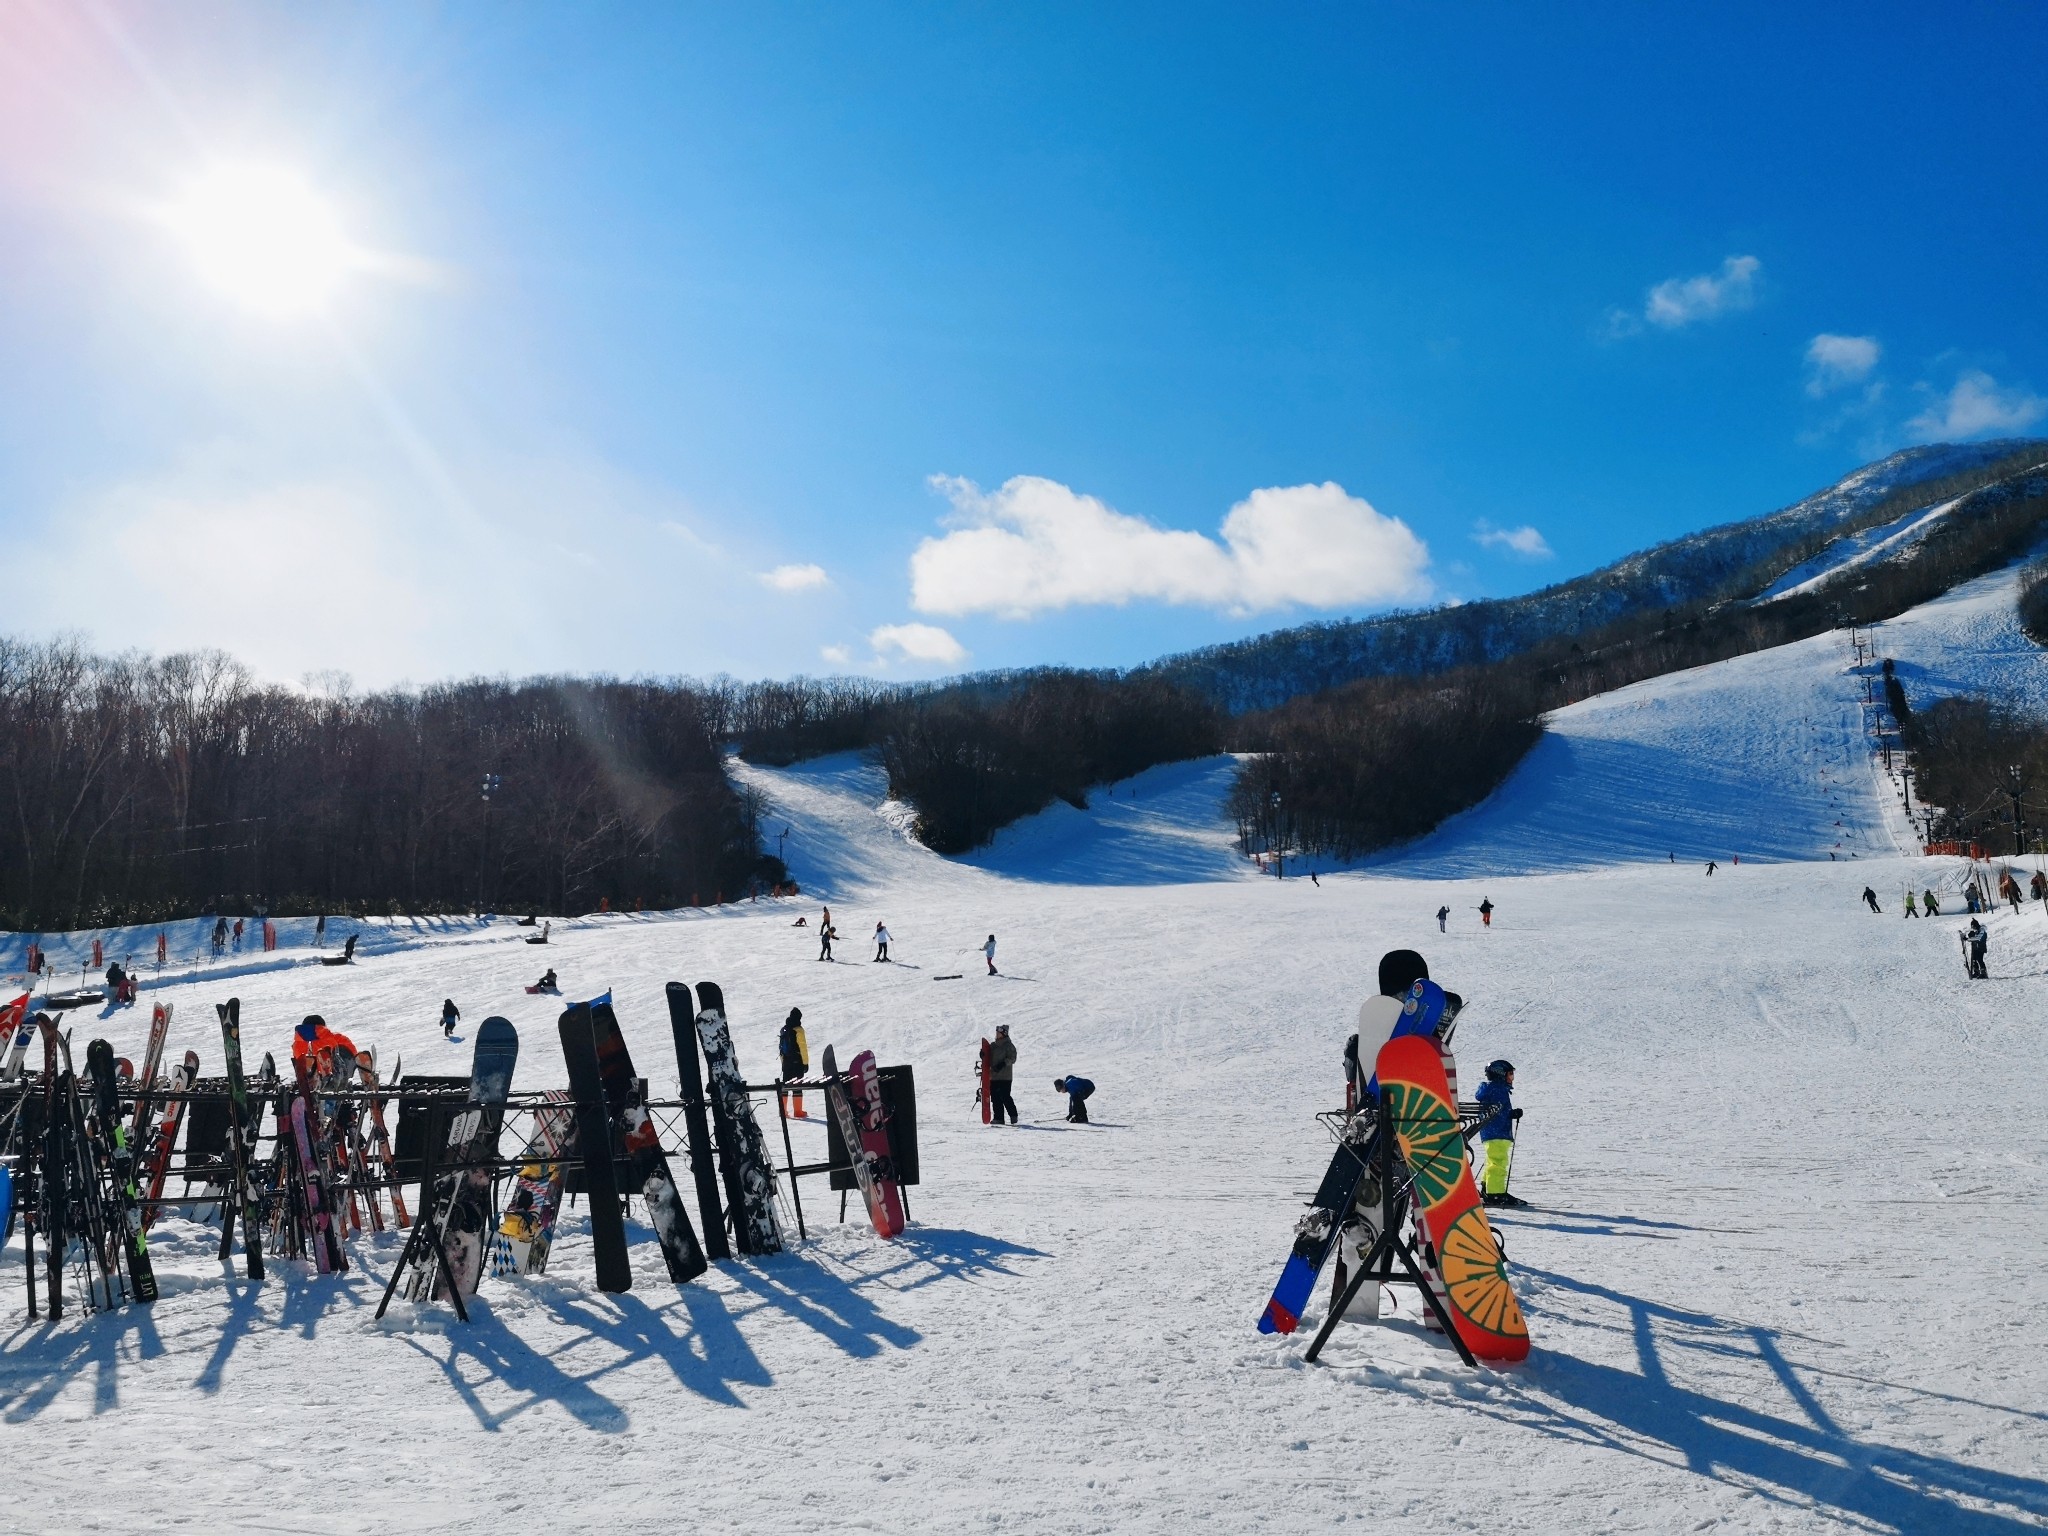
[1142,439,2048,712]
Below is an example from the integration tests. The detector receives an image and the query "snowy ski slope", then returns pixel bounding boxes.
[2,571,2046,1533]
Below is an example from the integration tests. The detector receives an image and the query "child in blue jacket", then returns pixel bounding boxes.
[1475,1059,1525,1208]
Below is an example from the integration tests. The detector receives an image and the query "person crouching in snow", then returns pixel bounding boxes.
[1476,1059,1524,1208]
[1053,1075,1094,1123]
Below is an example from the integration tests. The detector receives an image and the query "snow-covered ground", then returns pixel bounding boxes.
[5,575,2048,1533]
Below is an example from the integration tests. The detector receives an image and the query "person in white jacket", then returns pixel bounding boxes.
[983,934,998,975]
[874,922,892,962]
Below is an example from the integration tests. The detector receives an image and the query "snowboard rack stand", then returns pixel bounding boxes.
[1303,1088,1477,1369]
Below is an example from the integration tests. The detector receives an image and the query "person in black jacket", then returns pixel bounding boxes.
[987,1024,1017,1124]
[441,998,461,1038]
[779,1008,809,1117]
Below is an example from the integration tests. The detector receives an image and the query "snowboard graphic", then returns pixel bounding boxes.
[1374,1034,1529,1362]
[694,982,782,1255]
[492,1090,576,1277]
[823,1046,905,1239]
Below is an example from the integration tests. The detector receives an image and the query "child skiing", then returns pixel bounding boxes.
[441,998,461,1038]
[1924,888,1941,916]
[1053,1075,1094,1123]
[1475,1060,1525,1208]
[779,1007,809,1117]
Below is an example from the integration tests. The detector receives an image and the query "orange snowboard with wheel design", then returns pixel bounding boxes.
[1374,1034,1530,1362]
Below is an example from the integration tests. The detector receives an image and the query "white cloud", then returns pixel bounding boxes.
[760,562,830,592]
[1609,256,1761,336]
[909,475,1430,619]
[870,622,967,666]
[1805,334,1881,396]
[820,643,853,667]
[1906,370,2048,443]
[1473,521,1553,559]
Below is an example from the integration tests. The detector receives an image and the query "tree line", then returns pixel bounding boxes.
[0,639,772,931]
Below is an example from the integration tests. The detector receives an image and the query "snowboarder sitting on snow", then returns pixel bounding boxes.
[1475,1060,1525,1209]
[1862,886,1881,914]
[1053,1075,1094,1123]
[987,1024,1017,1124]
[441,998,461,1038]
[779,1007,809,1118]
[534,968,558,991]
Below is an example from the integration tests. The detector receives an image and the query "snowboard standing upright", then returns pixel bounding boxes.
[591,999,707,1284]
[491,1091,576,1277]
[665,981,729,1262]
[1374,1034,1528,1362]
[978,1039,992,1123]
[85,1038,157,1303]
[560,1002,631,1292]
[422,1017,519,1300]
[824,1045,906,1239]
[693,982,782,1255]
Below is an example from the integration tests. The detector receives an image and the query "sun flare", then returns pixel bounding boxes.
[165,165,354,317]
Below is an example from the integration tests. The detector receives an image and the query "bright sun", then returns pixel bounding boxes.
[166,165,354,318]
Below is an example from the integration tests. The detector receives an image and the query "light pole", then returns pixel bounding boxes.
[1270,790,1284,880]
[478,772,502,916]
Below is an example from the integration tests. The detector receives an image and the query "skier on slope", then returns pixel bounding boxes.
[1476,1060,1526,1209]
[873,922,891,962]
[1904,889,1919,918]
[1862,886,1882,914]
[818,920,836,962]
[1924,888,1941,917]
[986,1024,1017,1124]
[1436,905,1450,933]
[984,934,999,975]
[1053,1075,1095,1123]
[1478,898,1494,927]
[779,1007,809,1118]
[441,998,461,1038]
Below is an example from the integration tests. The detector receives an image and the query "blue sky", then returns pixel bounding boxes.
[1,3,2043,686]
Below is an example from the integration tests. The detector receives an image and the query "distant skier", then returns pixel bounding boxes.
[873,922,891,963]
[1904,890,1919,918]
[1706,861,1717,875]
[1924,888,1941,917]
[1053,1075,1094,1124]
[1436,905,1450,933]
[1477,899,1494,928]
[1862,886,1881,914]
[1310,872,1319,887]
[441,998,460,1038]
[818,921,835,962]
[779,1007,809,1118]
[1964,920,1989,979]
[2001,872,2023,913]
[984,934,999,975]
[232,918,245,952]
[1476,1060,1525,1209]
[987,1024,1017,1124]
[315,914,327,947]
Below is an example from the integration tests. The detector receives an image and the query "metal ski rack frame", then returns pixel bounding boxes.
[1303,1087,1479,1369]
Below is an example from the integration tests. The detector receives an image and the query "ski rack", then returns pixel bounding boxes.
[1302,1089,1480,1369]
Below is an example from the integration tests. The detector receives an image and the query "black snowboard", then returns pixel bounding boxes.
[591,1000,706,1284]
[665,981,729,1262]
[559,1003,631,1292]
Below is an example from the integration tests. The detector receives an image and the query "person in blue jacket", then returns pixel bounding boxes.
[1475,1059,1525,1208]
[1053,1075,1094,1123]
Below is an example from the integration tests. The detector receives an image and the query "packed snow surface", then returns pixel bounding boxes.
[5,579,2048,1533]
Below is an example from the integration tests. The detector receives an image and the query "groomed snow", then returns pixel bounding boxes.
[3,576,2047,1533]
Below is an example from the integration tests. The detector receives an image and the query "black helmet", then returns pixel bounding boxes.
[1485,1059,1515,1082]
[1378,948,1429,998]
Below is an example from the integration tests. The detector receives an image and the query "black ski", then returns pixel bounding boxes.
[216,1000,266,1279]
[85,1038,157,1302]
[559,1003,631,1292]
[664,981,729,1262]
